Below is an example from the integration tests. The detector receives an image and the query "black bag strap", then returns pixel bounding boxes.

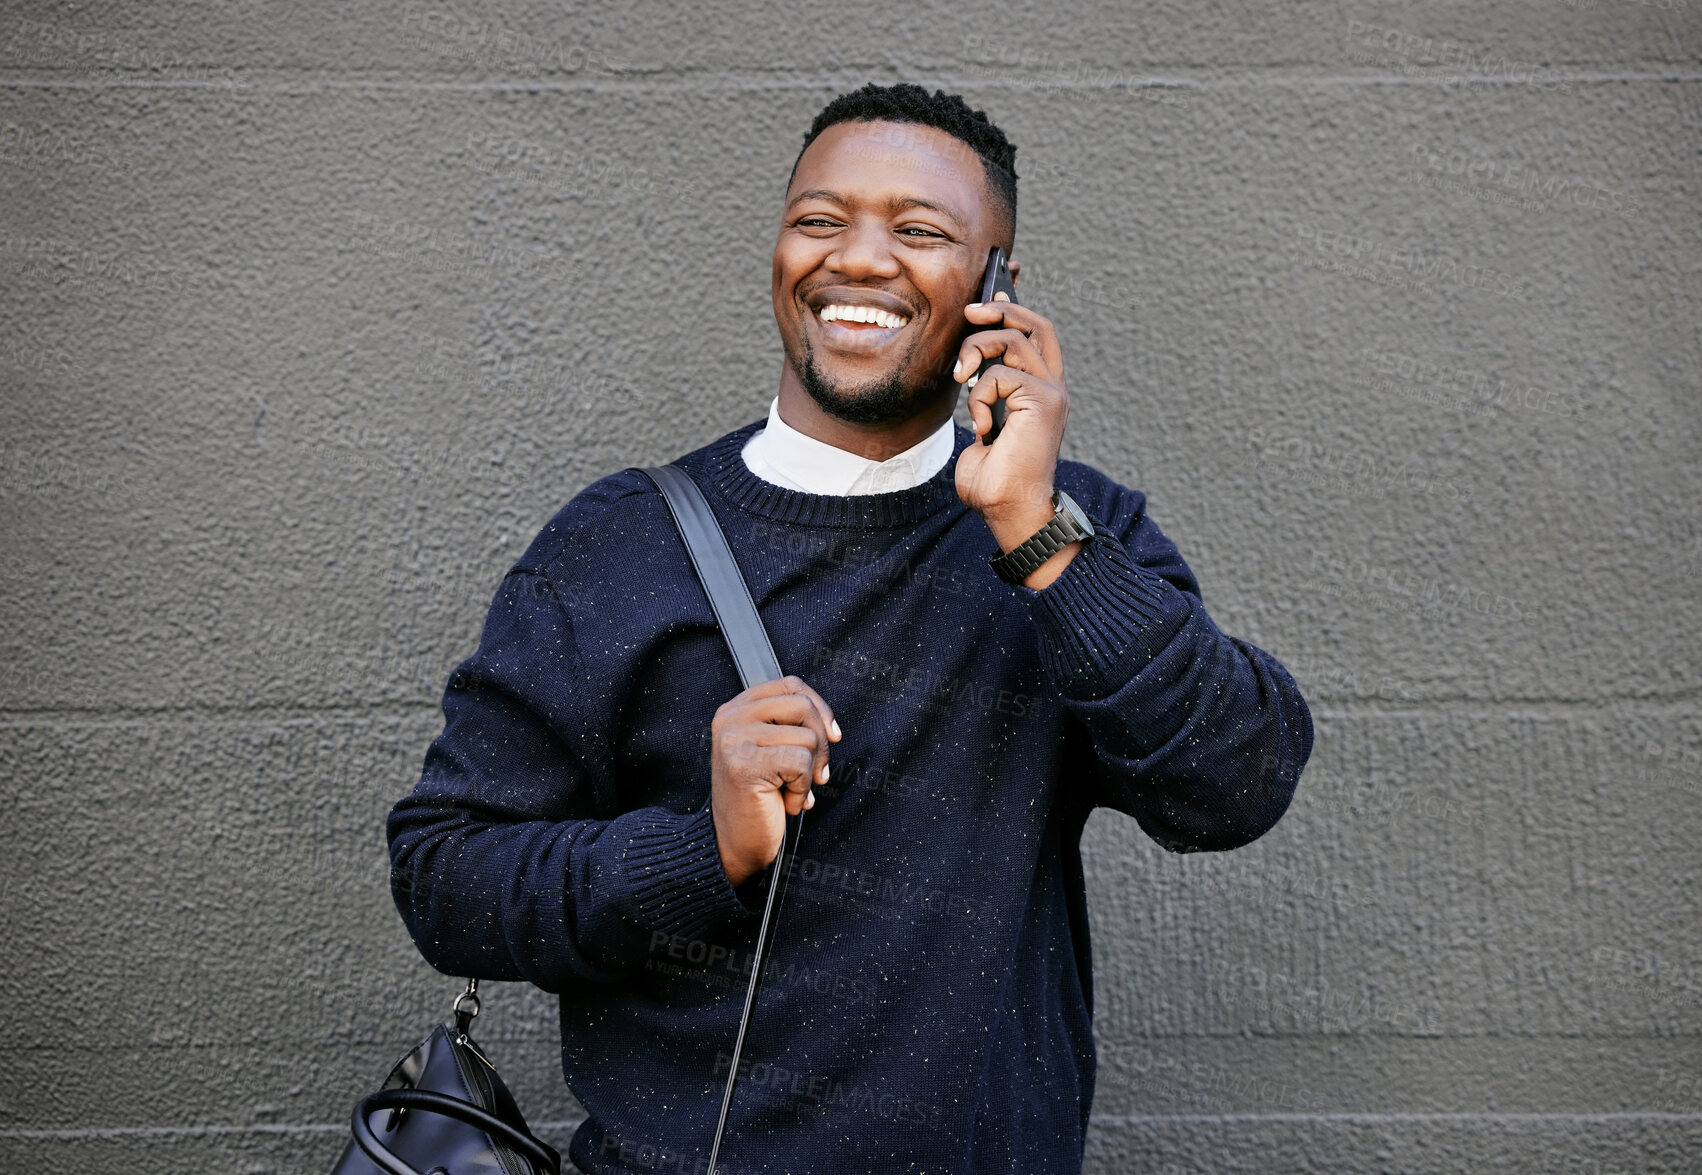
[632,463,805,1175]
[637,463,785,688]
[352,1089,562,1175]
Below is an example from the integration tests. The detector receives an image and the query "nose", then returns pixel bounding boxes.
[825,217,901,281]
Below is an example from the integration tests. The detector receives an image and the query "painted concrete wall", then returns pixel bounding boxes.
[1,2,1697,1171]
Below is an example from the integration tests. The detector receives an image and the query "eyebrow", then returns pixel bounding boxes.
[785,188,969,230]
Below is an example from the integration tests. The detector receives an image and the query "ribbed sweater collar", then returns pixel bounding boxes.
[693,416,977,530]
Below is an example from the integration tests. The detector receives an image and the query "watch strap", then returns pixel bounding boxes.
[989,489,1096,585]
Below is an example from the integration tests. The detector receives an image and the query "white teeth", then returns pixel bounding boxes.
[817,303,909,328]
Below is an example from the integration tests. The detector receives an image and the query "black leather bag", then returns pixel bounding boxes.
[335,462,795,1175]
[331,980,561,1175]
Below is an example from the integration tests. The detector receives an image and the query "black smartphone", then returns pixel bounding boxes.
[969,246,1017,445]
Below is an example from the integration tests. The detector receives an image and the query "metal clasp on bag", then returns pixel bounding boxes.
[452,978,495,1070]
[453,978,481,1036]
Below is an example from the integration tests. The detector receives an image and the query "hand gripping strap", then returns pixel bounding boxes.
[632,463,804,1175]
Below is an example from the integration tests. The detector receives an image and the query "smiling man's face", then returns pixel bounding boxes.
[772,119,1013,432]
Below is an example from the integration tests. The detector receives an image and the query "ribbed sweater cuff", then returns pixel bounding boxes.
[622,806,759,941]
[1019,533,1191,701]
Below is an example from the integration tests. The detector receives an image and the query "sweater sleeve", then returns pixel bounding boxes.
[386,566,759,992]
[1010,486,1313,852]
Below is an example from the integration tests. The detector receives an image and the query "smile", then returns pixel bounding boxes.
[817,303,910,329]
[809,302,914,353]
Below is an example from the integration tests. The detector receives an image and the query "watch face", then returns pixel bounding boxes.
[1057,491,1094,536]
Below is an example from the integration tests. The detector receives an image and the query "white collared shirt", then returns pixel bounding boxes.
[740,396,956,496]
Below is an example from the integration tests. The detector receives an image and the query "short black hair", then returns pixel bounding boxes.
[786,82,1018,247]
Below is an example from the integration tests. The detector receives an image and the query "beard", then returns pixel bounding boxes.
[794,328,942,426]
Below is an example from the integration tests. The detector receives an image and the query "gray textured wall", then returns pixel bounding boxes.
[2,1,1698,1172]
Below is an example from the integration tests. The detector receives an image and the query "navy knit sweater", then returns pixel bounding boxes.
[386,416,1313,1175]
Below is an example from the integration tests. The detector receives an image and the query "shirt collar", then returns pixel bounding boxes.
[743,396,958,496]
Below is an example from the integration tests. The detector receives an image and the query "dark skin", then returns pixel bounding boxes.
[714,118,1083,885]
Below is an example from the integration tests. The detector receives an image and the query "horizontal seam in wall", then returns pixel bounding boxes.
[5,1112,1700,1141]
[3,694,1700,725]
[0,70,1699,95]
[6,1030,1702,1051]
[0,1119,587,1140]
[1092,1111,1702,1123]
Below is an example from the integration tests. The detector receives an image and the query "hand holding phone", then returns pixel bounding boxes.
[967,246,1017,445]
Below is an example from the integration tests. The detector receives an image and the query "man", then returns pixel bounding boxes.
[387,82,1313,1175]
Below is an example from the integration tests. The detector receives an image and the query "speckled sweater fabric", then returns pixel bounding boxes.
[386,416,1313,1175]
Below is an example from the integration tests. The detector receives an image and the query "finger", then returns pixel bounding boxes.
[953,328,1006,382]
[963,298,1039,335]
[954,328,1044,385]
[964,364,1025,437]
[744,724,832,786]
[785,775,814,817]
[777,675,839,786]
[730,739,815,801]
[738,696,830,785]
[721,734,817,801]
[744,674,837,734]
[788,676,837,792]
[774,744,815,797]
[762,743,814,820]
[963,300,1063,373]
[781,675,840,742]
[959,329,1048,383]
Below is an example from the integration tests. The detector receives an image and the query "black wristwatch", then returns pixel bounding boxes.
[988,489,1097,585]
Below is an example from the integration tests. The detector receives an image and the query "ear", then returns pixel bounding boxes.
[1007,258,1020,287]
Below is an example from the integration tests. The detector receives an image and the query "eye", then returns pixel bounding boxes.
[899,227,943,238]
[797,217,839,228]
